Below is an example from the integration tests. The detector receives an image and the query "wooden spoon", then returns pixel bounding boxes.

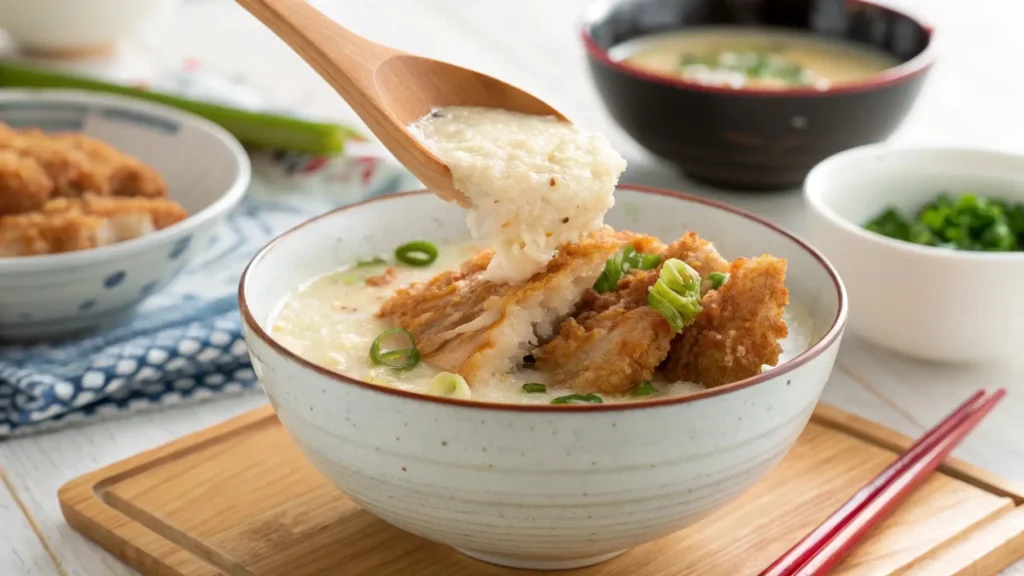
[236,0,568,207]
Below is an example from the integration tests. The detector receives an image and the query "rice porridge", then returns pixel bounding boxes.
[409,107,626,284]
[270,241,814,405]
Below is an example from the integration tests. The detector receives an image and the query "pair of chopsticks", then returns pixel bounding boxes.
[759,388,1007,576]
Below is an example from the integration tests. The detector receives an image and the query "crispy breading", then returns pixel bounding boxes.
[43,195,188,229]
[0,195,189,257]
[532,231,725,394]
[572,232,664,318]
[53,133,167,197]
[534,296,674,394]
[0,149,52,214]
[0,128,109,197]
[0,212,107,257]
[661,254,789,388]
[378,229,623,384]
[663,231,731,294]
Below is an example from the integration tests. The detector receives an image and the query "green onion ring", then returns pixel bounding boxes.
[395,241,438,267]
[648,258,702,333]
[369,327,420,370]
[522,383,547,394]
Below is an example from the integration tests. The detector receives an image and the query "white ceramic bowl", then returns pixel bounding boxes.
[0,0,177,57]
[805,145,1024,362]
[239,186,846,570]
[0,89,250,341]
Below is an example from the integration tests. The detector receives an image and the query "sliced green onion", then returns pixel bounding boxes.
[522,383,547,394]
[369,327,420,370]
[708,272,728,290]
[632,380,657,397]
[427,372,472,399]
[593,246,662,293]
[357,256,388,267]
[395,241,438,267]
[551,393,603,405]
[648,258,703,333]
[632,252,661,270]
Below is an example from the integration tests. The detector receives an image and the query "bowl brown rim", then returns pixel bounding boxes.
[579,0,937,97]
[238,184,848,412]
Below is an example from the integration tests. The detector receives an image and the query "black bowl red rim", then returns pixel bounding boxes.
[580,0,937,97]
[238,184,848,413]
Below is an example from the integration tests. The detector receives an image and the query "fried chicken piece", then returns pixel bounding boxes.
[534,284,674,395]
[52,133,167,198]
[572,232,664,318]
[531,232,722,394]
[0,212,107,257]
[661,254,789,388]
[0,128,109,197]
[663,232,731,294]
[0,194,189,257]
[378,229,624,384]
[0,149,52,214]
[44,195,188,230]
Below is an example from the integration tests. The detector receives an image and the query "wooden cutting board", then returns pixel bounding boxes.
[59,403,1024,576]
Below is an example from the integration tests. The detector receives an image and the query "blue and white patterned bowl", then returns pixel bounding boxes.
[0,89,250,341]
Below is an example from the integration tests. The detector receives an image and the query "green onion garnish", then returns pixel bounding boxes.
[708,272,728,290]
[593,246,662,293]
[632,380,657,396]
[357,256,388,267]
[551,393,603,405]
[369,327,420,370]
[427,372,472,399]
[648,258,703,333]
[395,241,438,267]
[522,383,547,394]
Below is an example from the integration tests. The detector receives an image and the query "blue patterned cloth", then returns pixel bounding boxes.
[0,153,418,436]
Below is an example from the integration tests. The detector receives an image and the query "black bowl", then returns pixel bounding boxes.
[582,0,935,190]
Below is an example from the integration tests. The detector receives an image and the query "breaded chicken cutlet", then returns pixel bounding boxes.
[0,123,183,257]
[661,254,789,388]
[377,228,626,384]
[0,194,188,257]
[381,229,790,395]
[0,122,167,215]
[534,234,669,394]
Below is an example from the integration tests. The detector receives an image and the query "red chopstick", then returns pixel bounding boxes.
[759,388,1006,576]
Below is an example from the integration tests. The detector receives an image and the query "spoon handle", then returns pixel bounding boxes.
[236,0,400,100]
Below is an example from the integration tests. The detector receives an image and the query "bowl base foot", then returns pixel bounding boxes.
[455,548,626,570]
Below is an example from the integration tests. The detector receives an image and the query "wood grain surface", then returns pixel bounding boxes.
[58,403,1024,576]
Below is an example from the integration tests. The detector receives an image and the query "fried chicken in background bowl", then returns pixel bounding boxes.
[0,90,250,341]
[239,186,847,569]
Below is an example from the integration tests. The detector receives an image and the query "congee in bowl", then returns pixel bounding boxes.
[242,101,846,567]
[241,187,846,569]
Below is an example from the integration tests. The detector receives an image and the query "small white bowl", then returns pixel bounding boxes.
[804,145,1024,362]
[239,186,846,570]
[0,89,250,341]
[0,0,177,57]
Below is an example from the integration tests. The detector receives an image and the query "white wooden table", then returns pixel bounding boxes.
[2,1,1023,574]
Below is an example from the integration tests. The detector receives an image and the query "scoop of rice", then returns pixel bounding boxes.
[410,107,627,284]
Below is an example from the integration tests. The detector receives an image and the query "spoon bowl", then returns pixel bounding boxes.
[237,0,567,206]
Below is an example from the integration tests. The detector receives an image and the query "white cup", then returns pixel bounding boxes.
[0,0,178,58]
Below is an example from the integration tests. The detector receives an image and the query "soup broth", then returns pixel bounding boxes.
[271,241,814,405]
[612,27,900,90]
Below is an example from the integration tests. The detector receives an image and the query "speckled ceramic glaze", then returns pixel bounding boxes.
[240,187,847,570]
[0,90,250,341]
